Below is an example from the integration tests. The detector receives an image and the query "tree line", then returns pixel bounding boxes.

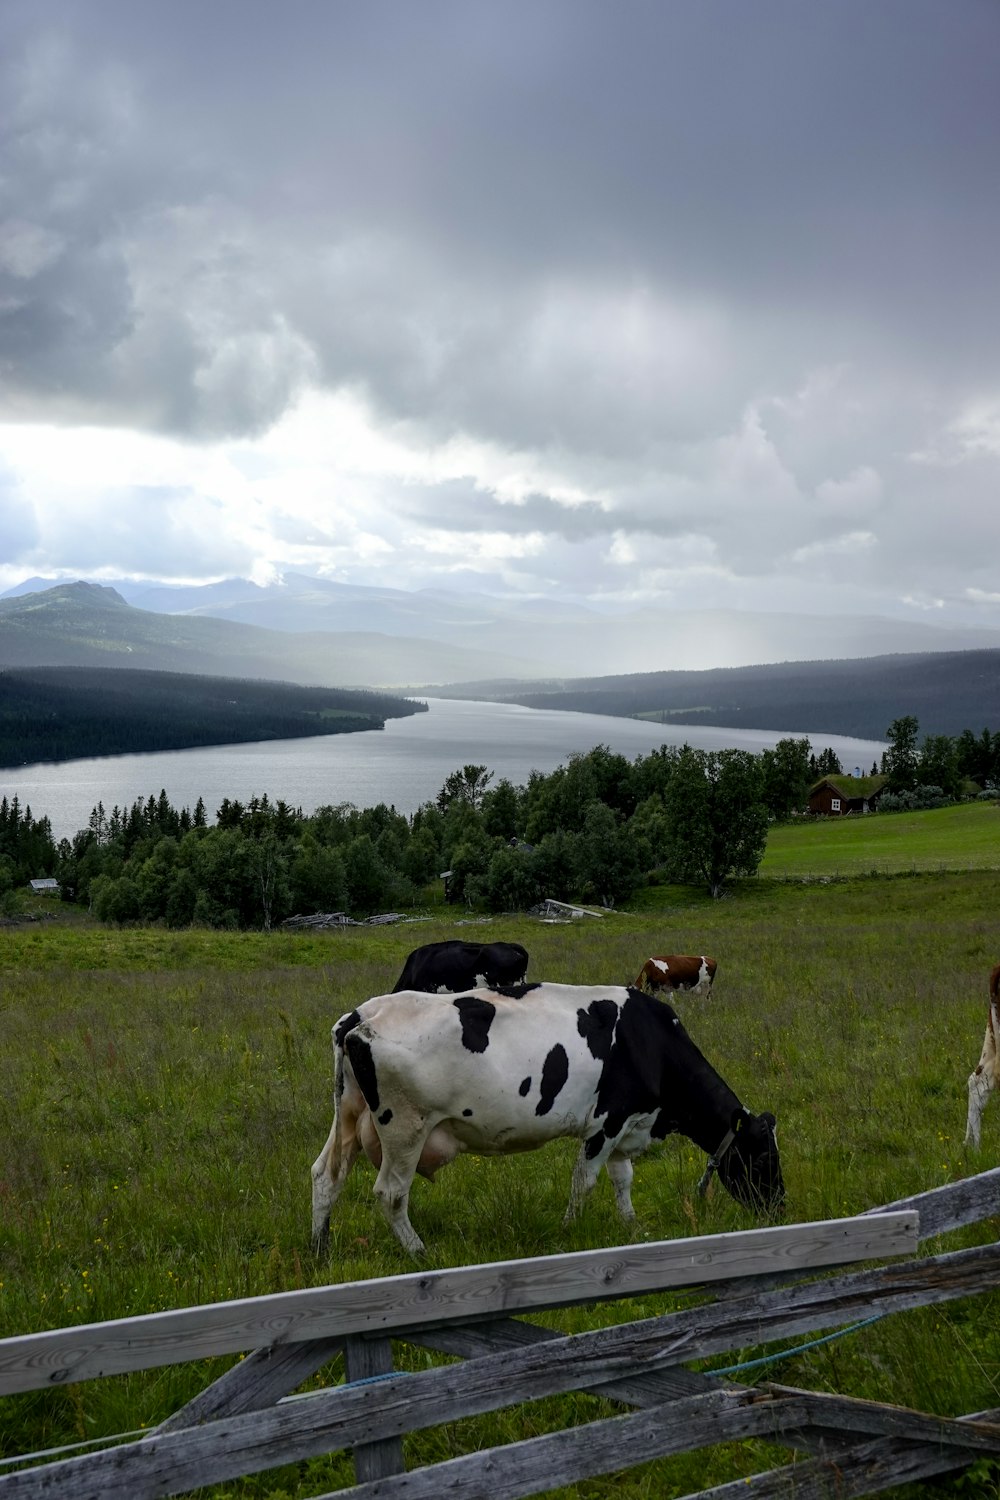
[3,717,998,925]
[0,667,424,768]
[488,651,1000,742]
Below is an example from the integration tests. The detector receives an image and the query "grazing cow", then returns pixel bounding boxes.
[635,954,718,999]
[311,982,783,1254]
[391,939,529,994]
[965,963,1000,1147]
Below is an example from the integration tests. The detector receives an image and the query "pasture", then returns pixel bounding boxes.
[2,867,1000,1495]
[760,797,1000,878]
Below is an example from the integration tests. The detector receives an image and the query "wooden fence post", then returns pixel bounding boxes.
[343,1335,406,1483]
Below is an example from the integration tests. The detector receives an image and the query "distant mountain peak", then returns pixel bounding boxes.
[47,581,131,608]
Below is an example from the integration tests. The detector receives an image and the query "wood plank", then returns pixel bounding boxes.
[155,1337,344,1432]
[0,1211,918,1396]
[0,1240,993,1500]
[408,1323,880,1462]
[784,1386,1000,1450]
[867,1167,1000,1239]
[319,1388,1000,1500]
[686,1401,1000,1500]
[716,1169,1000,1305]
[410,1318,722,1404]
[0,1389,800,1500]
[319,1392,1000,1500]
[309,1389,812,1500]
[343,1336,405,1483]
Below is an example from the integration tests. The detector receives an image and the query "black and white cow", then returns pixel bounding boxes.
[391,939,529,994]
[311,982,783,1254]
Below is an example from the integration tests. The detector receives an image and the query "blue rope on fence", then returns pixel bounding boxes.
[706,1314,885,1379]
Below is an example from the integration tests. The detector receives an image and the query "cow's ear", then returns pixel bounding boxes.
[760,1111,776,1128]
[730,1108,745,1133]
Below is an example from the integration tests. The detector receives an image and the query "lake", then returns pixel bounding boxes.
[1,697,886,842]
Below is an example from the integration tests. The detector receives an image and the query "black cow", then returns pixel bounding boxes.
[311,982,784,1253]
[391,939,529,994]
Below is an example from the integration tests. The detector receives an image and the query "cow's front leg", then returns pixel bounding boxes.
[966,1063,995,1148]
[565,1135,611,1222]
[605,1150,636,1221]
[966,1020,997,1148]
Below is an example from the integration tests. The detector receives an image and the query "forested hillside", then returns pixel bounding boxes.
[4,720,997,926]
[0,667,424,768]
[439,649,1000,741]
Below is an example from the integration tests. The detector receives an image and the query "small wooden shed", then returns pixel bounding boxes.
[808,774,886,816]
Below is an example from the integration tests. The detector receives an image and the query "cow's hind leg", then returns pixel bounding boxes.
[966,1015,998,1148]
[371,1114,434,1255]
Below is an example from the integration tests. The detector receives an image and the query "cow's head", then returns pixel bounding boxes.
[716,1109,784,1213]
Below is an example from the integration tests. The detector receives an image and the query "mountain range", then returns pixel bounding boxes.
[0,580,532,687]
[3,578,1000,743]
[6,572,1000,683]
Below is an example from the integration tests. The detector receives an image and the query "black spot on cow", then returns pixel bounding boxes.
[576,998,619,1062]
[651,1107,678,1140]
[603,1106,634,1140]
[334,1009,362,1047]
[519,1076,531,1096]
[495,981,541,999]
[535,1043,569,1116]
[591,991,675,1140]
[345,1033,380,1113]
[378,1108,393,1126]
[454,994,497,1053]
[462,1108,473,1117]
[584,1128,606,1160]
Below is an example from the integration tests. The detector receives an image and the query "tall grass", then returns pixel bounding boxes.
[2,875,1000,1496]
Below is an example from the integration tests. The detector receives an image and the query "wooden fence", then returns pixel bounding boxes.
[1,1168,999,1499]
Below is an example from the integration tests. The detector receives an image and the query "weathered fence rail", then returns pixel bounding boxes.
[1,1168,998,1500]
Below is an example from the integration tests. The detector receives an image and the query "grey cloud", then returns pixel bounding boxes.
[0,0,998,629]
[395,480,614,543]
[3,1,998,445]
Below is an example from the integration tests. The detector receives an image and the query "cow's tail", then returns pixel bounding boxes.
[311,1017,359,1252]
[329,1028,350,1178]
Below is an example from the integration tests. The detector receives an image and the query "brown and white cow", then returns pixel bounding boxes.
[965,964,1000,1147]
[635,954,717,1000]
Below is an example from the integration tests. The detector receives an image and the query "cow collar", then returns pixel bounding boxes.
[695,1113,746,1197]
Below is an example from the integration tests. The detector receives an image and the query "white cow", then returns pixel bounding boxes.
[311,982,783,1255]
[965,964,1000,1147]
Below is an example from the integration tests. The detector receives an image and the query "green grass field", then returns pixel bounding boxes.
[3,809,1000,1497]
[761,798,1000,877]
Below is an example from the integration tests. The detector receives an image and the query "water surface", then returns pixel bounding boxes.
[1,697,887,842]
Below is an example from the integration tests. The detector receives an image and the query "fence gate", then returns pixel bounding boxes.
[1,1170,999,1499]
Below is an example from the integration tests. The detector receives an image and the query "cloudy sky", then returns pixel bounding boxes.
[1,0,999,635]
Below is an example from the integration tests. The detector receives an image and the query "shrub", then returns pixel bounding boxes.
[879,786,953,813]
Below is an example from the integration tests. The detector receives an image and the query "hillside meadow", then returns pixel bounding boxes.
[760,797,1000,878]
[3,809,1000,1497]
